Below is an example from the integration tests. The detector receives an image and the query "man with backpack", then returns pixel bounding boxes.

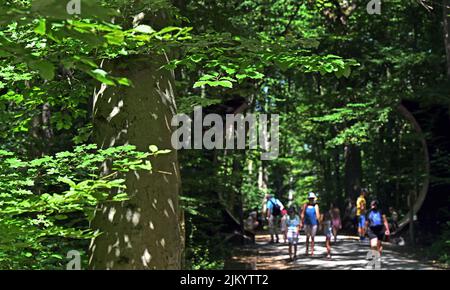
[265,194,285,243]
[365,200,390,255]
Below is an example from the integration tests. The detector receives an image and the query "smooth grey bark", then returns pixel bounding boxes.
[88,54,183,269]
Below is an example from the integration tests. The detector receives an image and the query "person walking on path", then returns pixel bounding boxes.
[366,200,390,256]
[321,209,333,259]
[343,198,356,231]
[280,209,288,243]
[330,203,342,243]
[265,194,284,243]
[356,189,368,241]
[388,206,399,233]
[301,192,320,256]
[285,206,301,261]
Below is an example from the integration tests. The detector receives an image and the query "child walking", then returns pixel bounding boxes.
[321,210,333,259]
[330,203,342,243]
[286,206,300,261]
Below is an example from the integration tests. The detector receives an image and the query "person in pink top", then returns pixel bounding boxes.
[330,203,342,243]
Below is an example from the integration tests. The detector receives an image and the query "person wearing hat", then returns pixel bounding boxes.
[301,192,320,256]
[365,200,390,255]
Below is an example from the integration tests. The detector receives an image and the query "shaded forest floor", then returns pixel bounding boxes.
[227,233,440,270]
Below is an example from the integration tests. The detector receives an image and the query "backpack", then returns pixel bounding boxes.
[369,210,383,226]
[269,199,281,216]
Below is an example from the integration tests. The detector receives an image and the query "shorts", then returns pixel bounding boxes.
[268,215,281,235]
[304,224,317,237]
[287,229,299,245]
[368,225,385,241]
[357,215,366,228]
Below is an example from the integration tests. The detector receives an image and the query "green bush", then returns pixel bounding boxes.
[0,144,164,269]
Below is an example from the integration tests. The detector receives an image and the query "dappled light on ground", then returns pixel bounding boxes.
[228,234,438,270]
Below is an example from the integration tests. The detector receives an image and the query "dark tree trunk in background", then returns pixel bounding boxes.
[344,144,362,199]
[444,0,450,78]
[29,102,54,158]
[233,153,245,238]
[88,53,183,269]
[334,147,343,207]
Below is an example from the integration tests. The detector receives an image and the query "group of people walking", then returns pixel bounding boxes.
[262,188,392,262]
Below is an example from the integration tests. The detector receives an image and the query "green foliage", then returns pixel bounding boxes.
[170,33,358,89]
[0,0,448,270]
[428,221,450,266]
[0,144,167,269]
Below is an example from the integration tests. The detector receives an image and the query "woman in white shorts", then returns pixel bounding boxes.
[301,192,320,256]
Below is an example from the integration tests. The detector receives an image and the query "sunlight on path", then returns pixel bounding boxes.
[254,234,438,270]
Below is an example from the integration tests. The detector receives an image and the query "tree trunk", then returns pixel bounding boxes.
[344,144,362,199]
[443,0,450,78]
[334,146,343,207]
[258,161,269,214]
[88,53,183,269]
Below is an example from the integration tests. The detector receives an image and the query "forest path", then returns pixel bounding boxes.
[229,234,439,270]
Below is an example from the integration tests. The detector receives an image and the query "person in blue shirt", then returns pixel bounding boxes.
[285,206,300,261]
[365,200,390,256]
[265,194,284,243]
[321,209,333,259]
[301,192,320,256]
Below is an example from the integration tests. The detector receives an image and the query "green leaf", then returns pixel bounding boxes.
[89,69,116,86]
[193,80,233,88]
[28,60,55,80]
[215,80,233,88]
[105,31,125,45]
[134,25,155,34]
[236,74,247,80]
[193,81,207,88]
[115,77,132,86]
[34,19,46,35]
[149,145,158,152]
[137,161,152,171]
[58,176,76,188]
[343,66,351,78]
